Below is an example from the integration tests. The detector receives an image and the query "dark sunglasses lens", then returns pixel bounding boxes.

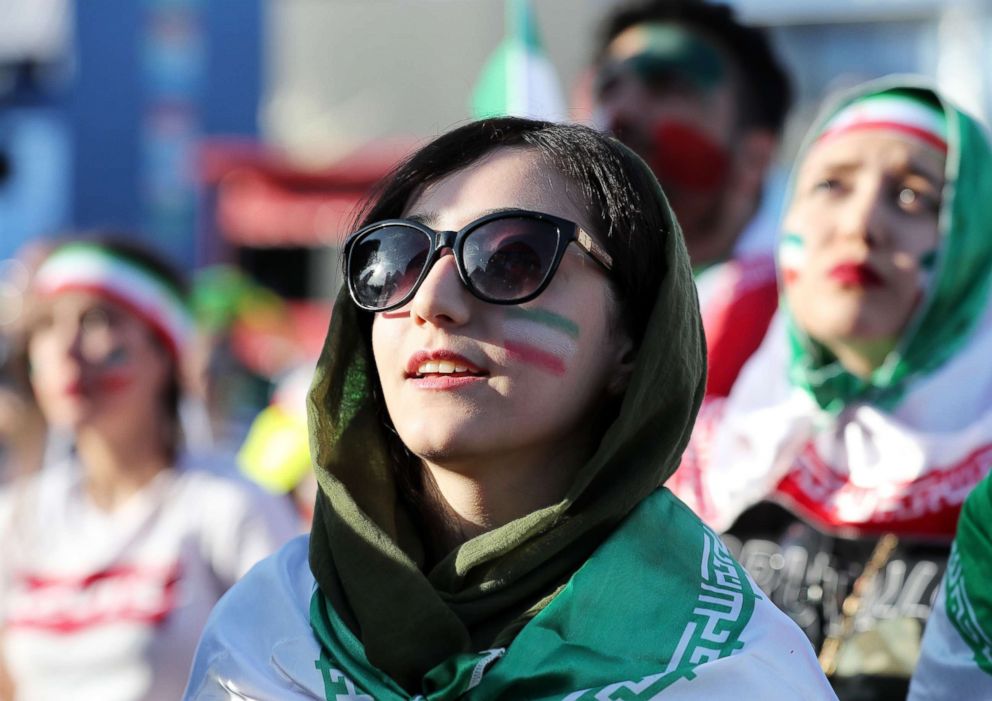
[463,218,560,301]
[348,226,431,309]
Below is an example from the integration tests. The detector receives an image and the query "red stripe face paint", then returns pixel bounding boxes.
[503,340,568,376]
[501,307,579,376]
[779,233,806,287]
[649,121,730,193]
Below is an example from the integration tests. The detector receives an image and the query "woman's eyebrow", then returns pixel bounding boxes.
[809,160,861,177]
[406,212,438,227]
[907,156,945,186]
[475,206,525,218]
[405,207,526,229]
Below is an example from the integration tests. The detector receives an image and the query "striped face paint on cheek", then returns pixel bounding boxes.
[778,233,807,286]
[501,307,580,377]
[918,248,939,290]
[92,346,135,393]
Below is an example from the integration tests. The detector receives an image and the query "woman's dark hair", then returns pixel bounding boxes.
[595,0,792,135]
[352,117,672,347]
[349,118,674,549]
[27,234,190,457]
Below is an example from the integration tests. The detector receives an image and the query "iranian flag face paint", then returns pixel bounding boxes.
[501,307,580,377]
[779,233,806,286]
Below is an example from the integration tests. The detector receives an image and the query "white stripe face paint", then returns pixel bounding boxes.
[778,233,806,285]
[501,307,580,376]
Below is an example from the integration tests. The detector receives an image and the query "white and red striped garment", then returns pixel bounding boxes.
[0,455,298,701]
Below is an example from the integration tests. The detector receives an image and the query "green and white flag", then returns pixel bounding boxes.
[909,474,992,699]
[471,0,566,121]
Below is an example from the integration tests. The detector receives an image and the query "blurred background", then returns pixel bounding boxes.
[1,0,990,446]
[3,0,991,295]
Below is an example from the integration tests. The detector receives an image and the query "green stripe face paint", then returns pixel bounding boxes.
[778,233,806,286]
[502,306,580,376]
[601,23,726,94]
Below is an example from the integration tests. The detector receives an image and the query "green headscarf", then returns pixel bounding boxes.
[305,138,706,690]
[783,79,992,414]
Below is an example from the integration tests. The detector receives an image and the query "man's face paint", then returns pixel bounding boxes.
[89,345,135,393]
[649,121,731,192]
[596,23,736,229]
[598,24,726,95]
[501,306,580,377]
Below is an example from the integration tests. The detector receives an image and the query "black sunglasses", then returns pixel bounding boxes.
[343,209,613,312]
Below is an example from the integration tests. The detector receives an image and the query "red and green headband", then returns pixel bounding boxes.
[33,243,194,360]
[816,92,948,153]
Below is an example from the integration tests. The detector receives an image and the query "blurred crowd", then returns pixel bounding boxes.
[3,1,992,700]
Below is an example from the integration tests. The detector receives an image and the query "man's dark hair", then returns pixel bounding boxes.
[595,0,792,135]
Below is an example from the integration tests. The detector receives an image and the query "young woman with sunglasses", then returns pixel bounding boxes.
[671,81,992,698]
[0,239,298,701]
[184,119,834,700]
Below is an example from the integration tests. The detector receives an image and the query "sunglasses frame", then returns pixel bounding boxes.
[343,208,613,312]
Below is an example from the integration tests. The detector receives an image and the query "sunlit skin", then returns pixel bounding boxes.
[27,291,174,508]
[370,148,633,546]
[595,24,775,265]
[783,130,945,377]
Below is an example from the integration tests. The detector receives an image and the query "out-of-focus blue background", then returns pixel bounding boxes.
[1,0,989,275]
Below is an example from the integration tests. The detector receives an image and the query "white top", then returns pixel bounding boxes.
[185,536,837,700]
[908,579,992,700]
[0,454,299,701]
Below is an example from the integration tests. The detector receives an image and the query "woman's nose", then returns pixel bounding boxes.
[836,186,887,248]
[65,323,89,362]
[409,251,472,327]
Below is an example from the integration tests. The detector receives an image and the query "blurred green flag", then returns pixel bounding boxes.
[471,0,566,121]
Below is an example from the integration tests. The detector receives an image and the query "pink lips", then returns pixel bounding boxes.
[405,350,488,390]
[828,261,883,288]
[63,370,134,398]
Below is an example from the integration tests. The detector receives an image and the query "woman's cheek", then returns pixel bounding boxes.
[778,232,808,287]
[499,307,581,377]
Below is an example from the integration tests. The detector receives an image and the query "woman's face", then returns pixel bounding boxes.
[28,290,173,434]
[782,130,945,347]
[371,147,632,473]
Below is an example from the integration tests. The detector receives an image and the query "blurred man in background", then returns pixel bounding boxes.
[592,0,792,395]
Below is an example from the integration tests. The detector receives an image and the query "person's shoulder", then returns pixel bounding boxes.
[173,452,294,516]
[524,491,836,699]
[0,472,36,513]
[183,535,322,700]
[0,460,68,528]
[650,493,836,698]
[727,585,837,699]
[175,453,300,583]
[209,534,314,623]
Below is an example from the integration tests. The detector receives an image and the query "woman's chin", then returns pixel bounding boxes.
[406,440,482,468]
[800,308,908,347]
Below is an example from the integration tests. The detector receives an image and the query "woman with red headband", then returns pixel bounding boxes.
[671,80,992,698]
[0,239,297,701]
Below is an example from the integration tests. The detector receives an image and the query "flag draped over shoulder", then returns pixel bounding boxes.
[471,0,566,121]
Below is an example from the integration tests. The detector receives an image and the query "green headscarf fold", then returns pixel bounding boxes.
[783,79,992,414]
[305,146,705,691]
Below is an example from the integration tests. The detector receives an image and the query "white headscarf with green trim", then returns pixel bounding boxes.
[672,77,992,536]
